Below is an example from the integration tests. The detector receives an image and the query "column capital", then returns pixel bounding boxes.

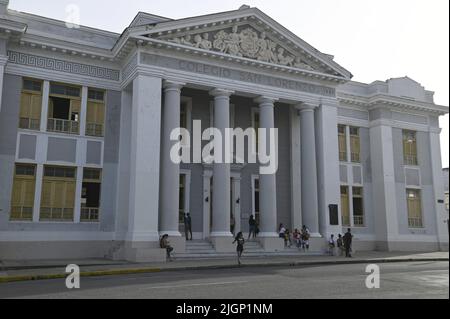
[209,88,234,98]
[254,96,279,106]
[296,102,319,112]
[163,80,185,91]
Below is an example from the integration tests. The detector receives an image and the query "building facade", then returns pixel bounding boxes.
[0,2,448,261]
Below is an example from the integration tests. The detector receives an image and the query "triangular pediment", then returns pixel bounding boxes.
[133,7,352,78]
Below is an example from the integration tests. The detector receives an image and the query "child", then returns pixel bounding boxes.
[328,234,336,256]
[232,232,245,265]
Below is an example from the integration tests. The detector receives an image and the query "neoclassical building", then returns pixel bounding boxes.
[0,2,448,261]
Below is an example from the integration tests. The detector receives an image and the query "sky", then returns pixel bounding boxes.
[8,0,449,167]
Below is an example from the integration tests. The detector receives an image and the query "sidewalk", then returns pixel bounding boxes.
[0,251,448,283]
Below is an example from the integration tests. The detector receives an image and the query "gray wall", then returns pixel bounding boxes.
[0,74,21,228]
[392,128,437,236]
[99,90,122,232]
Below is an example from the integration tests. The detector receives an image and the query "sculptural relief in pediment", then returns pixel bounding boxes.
[159,25,315,71]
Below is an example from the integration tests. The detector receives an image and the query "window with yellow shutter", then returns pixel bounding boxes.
[40,166,77,222]
[403,130,418,166]
[86,89,105,137]
[19,79,42,130]
[407,189,423,228]
[338,125,347,162]
[10,164,36,221]
[350,127,360,163]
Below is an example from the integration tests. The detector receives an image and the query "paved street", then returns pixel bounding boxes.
[0,261,448,299]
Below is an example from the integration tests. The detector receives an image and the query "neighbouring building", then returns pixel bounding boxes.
[0,1,448,261]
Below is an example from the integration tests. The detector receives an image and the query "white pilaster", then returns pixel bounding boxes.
[0,56,6,113]
[126,74,162,243]
[202,171,212,239]
[315,101,343,238]
[298,103,320,237]
[74,166,83,223]
[429,128,449,251]
[80,86,88,137]
[369,118,399,250]
[32,164,44,222]
[40,81,50,132]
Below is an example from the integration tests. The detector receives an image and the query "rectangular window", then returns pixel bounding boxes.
[340,186,350,226]
[47,83,81,135]
[10,164,36,221]
[352,187,364,226]
[19,79,42,130]
[403,130,418,166]
[179,174,186,224]
[253,178,260,225]
[350,127,361,163]
[407,189,423,228]
[40,166,76,222]
[86,89,105,137]
[338,125,347,162]
[81,168,102,222]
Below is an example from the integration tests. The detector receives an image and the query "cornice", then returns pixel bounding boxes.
[337,92,449,116]
[135,36,348,85]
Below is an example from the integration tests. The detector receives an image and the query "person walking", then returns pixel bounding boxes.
[343,228,353,258]
[336,234,344,256]
[328,234,336,256]
[160,234,174,261]
[184,213,192,241]
[233,232,245,265]
[248,215,257,240]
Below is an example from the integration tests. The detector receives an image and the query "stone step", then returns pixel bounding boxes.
[173,251,324,260]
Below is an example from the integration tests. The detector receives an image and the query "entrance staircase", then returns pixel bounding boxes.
[173,239,323,260]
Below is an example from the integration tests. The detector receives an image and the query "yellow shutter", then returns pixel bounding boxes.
[11,179,23,206]
[23,179,36,207]
[87,101,96,124]
[40,181,52,207]
[20,93,31,118]
[30,94,42,120]
[65,181,76,208]
[96,102,105,125]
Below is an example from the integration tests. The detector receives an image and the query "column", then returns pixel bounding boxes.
[232,177,241,235]
[209,88,234,252]
[159,80,185,250]
[255,97,284,251]
[209,89,232,236]
[127,74,163,244]
[255,97,278,237]
[298,103,320,236]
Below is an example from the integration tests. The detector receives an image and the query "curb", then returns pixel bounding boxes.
[0,257,447,284]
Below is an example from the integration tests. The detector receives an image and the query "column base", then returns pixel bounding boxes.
[120,241,167,263]
[258,236,285,252]
[211,235,235,253]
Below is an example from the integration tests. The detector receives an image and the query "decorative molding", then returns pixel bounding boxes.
[156,25,316,72]
[7,50,120,81]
